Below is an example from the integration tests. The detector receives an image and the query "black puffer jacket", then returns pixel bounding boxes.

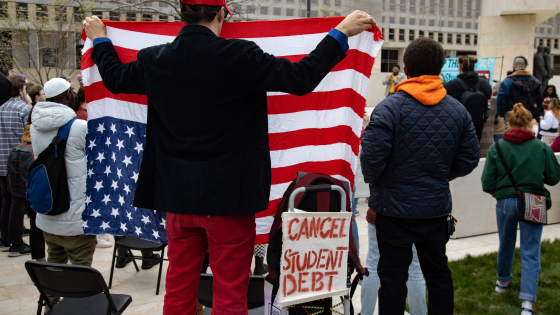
[360,89,480,218]
[444,71,492,103]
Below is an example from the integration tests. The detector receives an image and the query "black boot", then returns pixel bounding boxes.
[116,249,133,268]
[142,254,161,270]
[253,256,268,276]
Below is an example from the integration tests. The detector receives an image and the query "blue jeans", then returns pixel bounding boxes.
[351,184,359,254]
[360,223,427,315]
[496,198,544,302]
[493,134,503,142]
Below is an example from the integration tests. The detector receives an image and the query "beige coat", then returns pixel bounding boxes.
[382,73,405,97]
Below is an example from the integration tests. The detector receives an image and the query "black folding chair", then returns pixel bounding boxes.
[108,236,168,295]
[197,274,265,315]
[25,260,132,315]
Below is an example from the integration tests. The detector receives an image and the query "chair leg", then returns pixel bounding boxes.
[37,295,44,315]
[109,243,118,289]
[156,247,165,295]
[129,249,140,272]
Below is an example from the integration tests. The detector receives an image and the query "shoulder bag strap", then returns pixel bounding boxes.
[494,140,521,194]
[455,78,471,92]
[56,118,76,140]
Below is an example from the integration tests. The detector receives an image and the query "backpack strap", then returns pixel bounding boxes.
[56,118,76,140]
[455,78,471,92]
[511,76,521,82]
[473,77,484,91]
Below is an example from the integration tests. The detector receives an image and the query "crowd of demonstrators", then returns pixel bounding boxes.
[75,87,88,120]
[84,3,374,314]
[361,37,480,314]
[30,78,94,309]
[0,75,32,257]
[444,56,492,141]
[542,85,558,110]
[28,85,46,106]
[482,103,560,315]
[382,64,405,98]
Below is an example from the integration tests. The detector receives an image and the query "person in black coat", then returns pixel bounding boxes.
[84,2,375,314]
[444,56,492,140]
[0,72,11,105]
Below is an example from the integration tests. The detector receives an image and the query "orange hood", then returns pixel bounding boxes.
[394,75,447,105]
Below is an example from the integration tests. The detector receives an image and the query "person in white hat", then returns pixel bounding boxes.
[30,77,95,310]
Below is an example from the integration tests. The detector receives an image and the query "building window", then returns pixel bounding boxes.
[439,0,445,15]
[260,7,268,14]
[382,16,385,23]
[474,34,478,45]
[438,33,443,43]
[73,7,84,22]
[465,34,470,44]
[419,31,424,37]
[457,0,463,16]
[389,16,395,24]
[547,39,551,47]
[399,29,405,41]
[36,4,48,20]
[555,39,558,49]
[539,38,544,46]
[466,22,471,29]
[429,20,435,26]
[310,10,318,17]
[448,0,454,16]
[159,2,168,7]
[143,14,152,21]
[420,18,425,25]
[475,23,478,29]
[540,27,545,34]
[335,0,341,6]
[390,0,395,10]
[126,13,136,21]
[410,0,416,13]
[311,0,318,4]
[448,21,453,27]
[299,9,306,17]
[286,8,294,16]
[548,28,553,35]
[287,0,294,3]
[334,12,341,16]
[389,28,395,40]
[409,18,415,25]
[400,17,406,24]
[457,22,463,28]
[41,48,57,67]
[324,0,330,5]
[409,30,415,41]
[399,0,406,13]
[429,0,435,14]
[381,49,399,72]
[456,34,462,44]
[466,0,472,17]
[273,7,281,15]
[92,11,102,18]
[247,6,255,13]
[447,33,452,43]
[439,20,444,27]
[16,3,29,20]
[110,11,120,21]
[554,56,560,75]
[429,32,434,39]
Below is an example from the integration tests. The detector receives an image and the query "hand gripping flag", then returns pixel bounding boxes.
[80,17,384,244]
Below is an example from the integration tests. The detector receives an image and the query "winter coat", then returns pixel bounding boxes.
[30,101,88,236]
[382,73,405,97]
[540,110,559,136]
[496,70,541,117]
[444,71,492,105]
[482,129,560,209]
[360,75,480,218]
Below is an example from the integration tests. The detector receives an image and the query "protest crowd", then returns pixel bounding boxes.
[0,1,560,315]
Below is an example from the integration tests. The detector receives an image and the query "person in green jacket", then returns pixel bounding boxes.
[482,103,560,315]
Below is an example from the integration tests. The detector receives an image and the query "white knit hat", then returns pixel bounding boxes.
[44,78,71,98]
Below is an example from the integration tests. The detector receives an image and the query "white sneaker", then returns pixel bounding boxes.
[96,235,112,248]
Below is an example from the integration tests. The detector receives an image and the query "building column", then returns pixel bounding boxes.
[29,30,39,69]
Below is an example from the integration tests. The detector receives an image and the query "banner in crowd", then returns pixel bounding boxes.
[80,18,384,244]
[278,212,352,307]
[440,57,496,84]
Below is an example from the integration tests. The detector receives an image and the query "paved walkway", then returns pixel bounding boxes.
[2,198,560,315]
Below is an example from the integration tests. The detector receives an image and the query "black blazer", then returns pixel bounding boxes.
[92,24,346,216]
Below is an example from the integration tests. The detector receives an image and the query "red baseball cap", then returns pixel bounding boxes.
[180,0,232,15]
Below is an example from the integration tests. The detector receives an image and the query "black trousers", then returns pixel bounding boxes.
[474,123,484,142]
[27,205,46,259]
[376,214,453,315]
[0,176,26,245]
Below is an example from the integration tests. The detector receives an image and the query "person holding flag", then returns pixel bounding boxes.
[84,2,375,314]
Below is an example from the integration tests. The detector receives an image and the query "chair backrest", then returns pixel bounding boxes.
[197,274,265,309]
[25,261,118,311]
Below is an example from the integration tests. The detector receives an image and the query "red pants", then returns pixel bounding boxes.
[163,213,256,315]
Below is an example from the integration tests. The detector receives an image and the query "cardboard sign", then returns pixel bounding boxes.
[278,211,352,307]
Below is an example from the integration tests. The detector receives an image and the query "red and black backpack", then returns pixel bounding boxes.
[266,172,366,315]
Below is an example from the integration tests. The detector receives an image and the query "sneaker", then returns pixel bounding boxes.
[96,235,112,248]
[495,280,510,293]
[521,307,534,315]
[8,243,31,257]
[0,242,10,252]
[142,254,161,270]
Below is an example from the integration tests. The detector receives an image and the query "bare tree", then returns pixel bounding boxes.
[0,0,93,85]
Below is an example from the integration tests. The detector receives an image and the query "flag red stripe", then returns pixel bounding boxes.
[270,160,355,186]
[267,89,365,116]
[84,81,148,105]
[81,46,140,70]
[269,125,360,155]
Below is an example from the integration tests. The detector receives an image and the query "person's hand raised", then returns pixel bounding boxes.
[335,11,376,37]
[83,16,107,41]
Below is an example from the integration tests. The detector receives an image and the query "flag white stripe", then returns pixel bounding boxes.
[270,142,356,171]
[256,216,275,235]
[82,27,379,60]
[268,107,363,137]
[267,69,370,98]
[88,98,148,123]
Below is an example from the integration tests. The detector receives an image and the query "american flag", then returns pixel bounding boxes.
[80,18,383,244]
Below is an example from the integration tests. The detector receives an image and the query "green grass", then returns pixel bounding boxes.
[449,238,560,315]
